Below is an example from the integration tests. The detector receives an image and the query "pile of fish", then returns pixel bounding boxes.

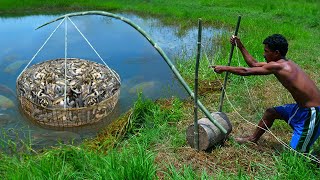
[17,58,120,109]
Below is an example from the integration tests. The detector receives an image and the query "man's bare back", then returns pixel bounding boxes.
[272,59,320,107]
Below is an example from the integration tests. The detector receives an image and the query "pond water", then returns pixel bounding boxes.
[0,13,222,151]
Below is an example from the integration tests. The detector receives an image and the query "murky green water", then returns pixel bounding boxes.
[0,13,222,151]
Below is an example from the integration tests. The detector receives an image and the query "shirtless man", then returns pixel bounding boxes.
[213,34,320,152]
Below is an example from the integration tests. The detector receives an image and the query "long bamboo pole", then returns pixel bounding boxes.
[36,11,227,134]
[193,18,202,151]
[218,16,241,112]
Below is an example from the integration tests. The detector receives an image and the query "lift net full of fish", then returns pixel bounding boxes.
[17,58,121,128]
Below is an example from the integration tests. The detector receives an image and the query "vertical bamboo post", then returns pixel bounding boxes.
[218,16,241,112]
[194,18,202,151]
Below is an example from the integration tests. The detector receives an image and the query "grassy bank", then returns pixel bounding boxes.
[0,95,319,179]
[1,0,320,179]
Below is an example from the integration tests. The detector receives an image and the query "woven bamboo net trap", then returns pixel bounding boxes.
[17,58,120,127]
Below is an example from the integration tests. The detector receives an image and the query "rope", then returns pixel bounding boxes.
[201,39,320,164]
[19,15,121,108]
[64,18,68,109]
[67,17,121,84]
[17,17,66,81]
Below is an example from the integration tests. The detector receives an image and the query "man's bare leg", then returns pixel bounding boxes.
[236,108,283,144]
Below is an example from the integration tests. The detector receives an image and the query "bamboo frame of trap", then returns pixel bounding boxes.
[18,11,229,138]
[35,11,227,134]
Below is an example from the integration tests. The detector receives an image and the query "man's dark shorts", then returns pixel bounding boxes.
[274,104,320,152]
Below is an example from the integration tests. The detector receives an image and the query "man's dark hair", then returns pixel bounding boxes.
[263,34,288,57]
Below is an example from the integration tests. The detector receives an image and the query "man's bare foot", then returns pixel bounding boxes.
[235,136,257,144]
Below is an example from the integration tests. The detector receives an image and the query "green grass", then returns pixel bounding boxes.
[0,143,157,179]
[121,93,185,149]
[274,151,320,179]
[0,94,319,179]
[1,0,320,179]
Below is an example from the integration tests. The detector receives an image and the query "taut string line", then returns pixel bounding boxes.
[17,17,66,81]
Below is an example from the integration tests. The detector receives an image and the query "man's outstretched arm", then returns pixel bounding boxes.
[231,36,266,67]
[212,63,283,76]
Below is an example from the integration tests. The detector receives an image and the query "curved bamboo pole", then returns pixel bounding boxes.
[36,11,227,134]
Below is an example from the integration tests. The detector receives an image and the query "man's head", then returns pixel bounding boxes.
[263,34,288,62]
